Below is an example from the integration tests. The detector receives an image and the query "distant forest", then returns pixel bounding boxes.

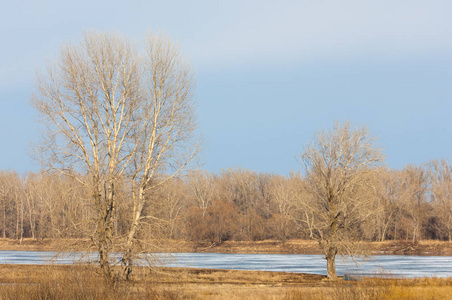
[1,160,451,243]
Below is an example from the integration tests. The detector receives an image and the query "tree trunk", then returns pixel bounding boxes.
[381,210,396,242]
[26,195,36,240]
[96,182,115,284]
[19,197,24,243]
[326,246,338,280]
[15,193,19,239]
[2,201,6,238]
[121,186,144,281]
[393,221,397,241]
[98,240,113,284]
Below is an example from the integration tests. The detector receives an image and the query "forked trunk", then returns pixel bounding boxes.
[121,245,133,281]
[121,186,145,281]
[96,182,116,284]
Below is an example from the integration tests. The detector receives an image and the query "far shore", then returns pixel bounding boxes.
[1,238,452,256]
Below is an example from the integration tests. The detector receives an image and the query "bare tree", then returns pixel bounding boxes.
[32,31,199,283]
[371,168,403,241]
[220,169,266,241]
[399,165,429,243]
[299,122,383,280]
[23,173,40,240]
[0,172,14,238]
[428,160,452,240]
[0,171,23,239]
[268,174,298,242]
[146,178,187,240]
[187,170,217,220]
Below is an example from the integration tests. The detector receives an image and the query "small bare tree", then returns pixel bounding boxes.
[32,31,199,283]
[300,122,383,279]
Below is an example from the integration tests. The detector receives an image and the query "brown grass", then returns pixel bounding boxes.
[287,277,452,300]
[0,238,94,252]
[0,264,451,299]
[0,264,327,299]
[3,238,452,255]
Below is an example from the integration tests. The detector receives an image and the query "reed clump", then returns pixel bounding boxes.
[0,265,178,300]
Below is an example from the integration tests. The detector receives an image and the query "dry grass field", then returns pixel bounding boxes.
[0,264,451,299]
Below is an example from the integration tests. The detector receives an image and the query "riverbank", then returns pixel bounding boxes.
[194,239,452,256]
[0,264,451,299]
[1,238,452,256]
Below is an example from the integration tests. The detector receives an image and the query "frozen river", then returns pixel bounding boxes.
[1,251,451,278]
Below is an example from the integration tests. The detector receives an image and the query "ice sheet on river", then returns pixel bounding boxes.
[0,251,451,278]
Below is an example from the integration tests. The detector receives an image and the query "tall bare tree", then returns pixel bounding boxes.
[0,172,14,238]
[147,178,187,240]
[300,122,383,279]
[428,160,452,240]
[32,31,198,283]
[371,168,403,241]
[220,169,266,241]
[268,174,299,242]
[400,165,429,243]
[187,170,217,220]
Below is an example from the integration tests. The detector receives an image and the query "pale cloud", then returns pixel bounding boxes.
[1,0,450,83]
[186,0,451,69]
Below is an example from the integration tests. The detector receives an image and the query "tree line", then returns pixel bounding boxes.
[1,159,450,244]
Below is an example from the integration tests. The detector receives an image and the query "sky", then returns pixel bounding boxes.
[1,0,451,175]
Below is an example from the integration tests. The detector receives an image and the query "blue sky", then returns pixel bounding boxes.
[1,0,451,174]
